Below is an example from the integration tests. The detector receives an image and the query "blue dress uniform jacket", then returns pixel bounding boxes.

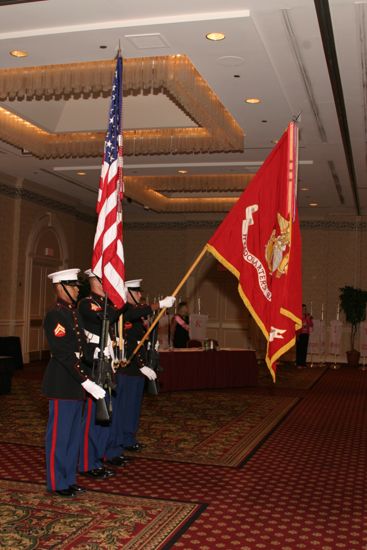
[116,302,154,450]
[78,293,125,468]
[42,298,94,492]
[78,292,123,340]
[42,300,93,399]
[123,302,153,376]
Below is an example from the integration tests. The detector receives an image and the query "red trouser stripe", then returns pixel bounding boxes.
[83,398,93,471]
[50,399,59,491]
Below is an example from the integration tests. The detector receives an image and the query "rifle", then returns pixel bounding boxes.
[92,296,116,423]
[145,313,161,395]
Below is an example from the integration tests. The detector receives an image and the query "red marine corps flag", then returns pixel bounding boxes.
[206,122,302,380]
[92,54,126,308]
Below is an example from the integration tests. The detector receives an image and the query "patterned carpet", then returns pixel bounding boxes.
[0,375,300,466]
[0,479,201,550]
[258,361,327,390]
[1,365,367,548]
[133,390,297,466]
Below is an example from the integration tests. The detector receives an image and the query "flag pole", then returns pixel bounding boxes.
[125,245,208,365]
[118,314,124,361]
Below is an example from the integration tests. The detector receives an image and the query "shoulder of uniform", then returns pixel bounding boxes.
[78,297,89,308]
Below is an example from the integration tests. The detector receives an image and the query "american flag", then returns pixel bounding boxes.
[92,55,126,308]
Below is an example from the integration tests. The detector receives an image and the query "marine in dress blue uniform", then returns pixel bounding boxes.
[78,269,126,472]
[42,269,106,497]
[117,280,175,452]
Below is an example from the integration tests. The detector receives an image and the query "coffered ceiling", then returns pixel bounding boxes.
[0,0,366,221]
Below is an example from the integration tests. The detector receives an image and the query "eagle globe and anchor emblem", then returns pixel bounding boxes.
[241,205,291,342]
[264,212,291,277]
[241,205,291,288]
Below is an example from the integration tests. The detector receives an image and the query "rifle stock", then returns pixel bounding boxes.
[95,394,110,423]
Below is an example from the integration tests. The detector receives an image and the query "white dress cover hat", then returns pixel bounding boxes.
[84,269,96,278]
[48,268,80,284]
[125,279,143,290]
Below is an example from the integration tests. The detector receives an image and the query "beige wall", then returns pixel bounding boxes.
[1,173,366,364]
[0,177,95,360]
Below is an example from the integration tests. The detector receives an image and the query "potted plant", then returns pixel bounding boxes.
[339,285,367,366]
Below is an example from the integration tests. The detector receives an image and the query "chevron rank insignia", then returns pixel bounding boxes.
[54,323,66,337]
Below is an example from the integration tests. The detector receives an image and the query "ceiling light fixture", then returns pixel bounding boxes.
[0,56,244,157]
[10,49,28,58]
[301,187,309,191]
[245,98,261,104]
[309,202,318,207]
[206,32,225,41]
[178,169,188,174]
[76,171,86,176]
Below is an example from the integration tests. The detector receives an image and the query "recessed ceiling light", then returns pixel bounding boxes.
[309,202,318,207]
[218,56,244,66]
[76,171,86,176]
[10,49,28,58]
[206,32,225,41]
[99,45,107,49]
[178,170,188,174]
[245,98,261,104]
[301,187,309,191]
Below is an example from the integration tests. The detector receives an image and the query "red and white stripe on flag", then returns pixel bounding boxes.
[92,55,126,308]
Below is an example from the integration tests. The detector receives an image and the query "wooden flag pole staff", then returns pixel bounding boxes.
[118,314,124,360]
[125,246,208,365]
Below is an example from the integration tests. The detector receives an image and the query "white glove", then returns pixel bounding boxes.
[93,346,110,359]
[140,366,157,380]
[155,340,160,352]
[82,379,106,399]
[159,296,176,309]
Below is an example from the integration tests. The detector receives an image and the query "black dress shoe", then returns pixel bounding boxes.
[80,467,115,479]
[101,467,116,478]
[125,442,145,452]
[69,484,87,493]
[93,466,116,478]
[55,488,76,497]
[105,455,129,467]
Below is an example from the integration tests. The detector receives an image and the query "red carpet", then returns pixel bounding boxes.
[1,366,367,548]
[131,390,298,466]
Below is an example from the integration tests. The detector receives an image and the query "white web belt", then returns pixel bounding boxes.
[84,329,114,358]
